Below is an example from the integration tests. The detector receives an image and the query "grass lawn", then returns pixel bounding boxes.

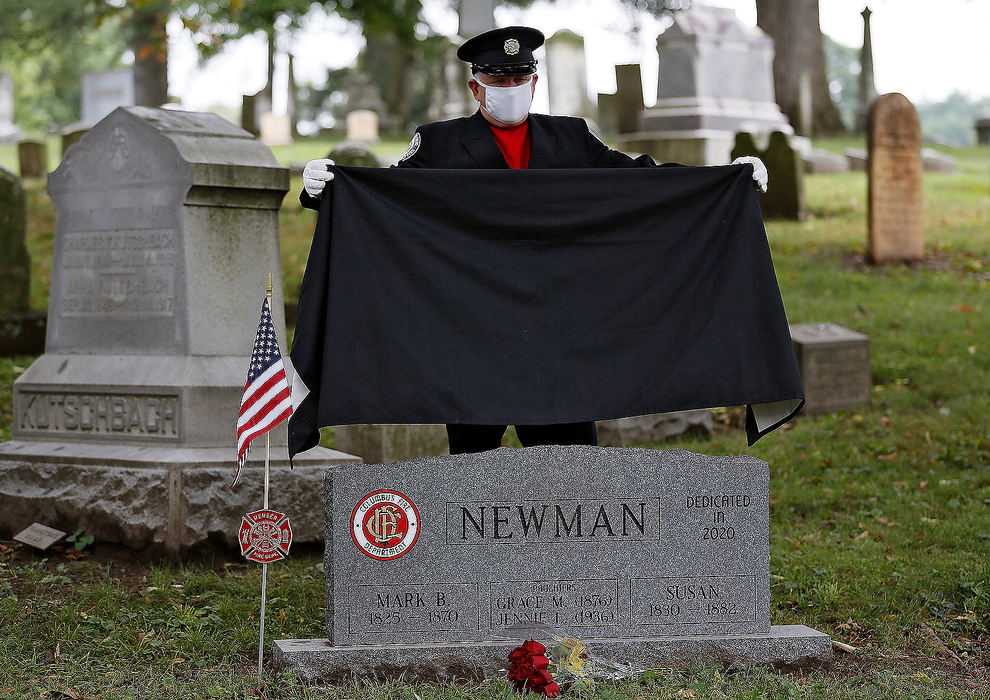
[0,136,988,698]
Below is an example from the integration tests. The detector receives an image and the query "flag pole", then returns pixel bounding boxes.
[258,272,273,683]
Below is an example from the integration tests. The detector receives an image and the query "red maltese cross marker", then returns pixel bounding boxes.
[239,509,293,563]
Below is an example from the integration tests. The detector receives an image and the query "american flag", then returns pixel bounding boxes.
[232,297,292,489]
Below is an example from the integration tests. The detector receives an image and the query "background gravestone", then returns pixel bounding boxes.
[0,107,359,551]
[732,131,806,220]
[274,446,830,680]
[18,140,48,179]
[328,141,380,168]
[0,165,30,313]
[81,68,135,125]
[545,30,589,118]
[976,115,990,145]
[345,110,379,143]
[0,71,21,142]
[621,6,793,165]
[790,323,870,414]
[868,93,923,263]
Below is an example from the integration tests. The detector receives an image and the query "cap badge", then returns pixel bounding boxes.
[504,38,520,55]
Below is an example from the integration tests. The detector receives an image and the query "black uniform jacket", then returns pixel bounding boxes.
[299,110,663,210]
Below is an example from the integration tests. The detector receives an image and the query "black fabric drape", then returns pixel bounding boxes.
[288,165,803,459]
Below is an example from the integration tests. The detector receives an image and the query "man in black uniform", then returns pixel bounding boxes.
[300,26,768,455]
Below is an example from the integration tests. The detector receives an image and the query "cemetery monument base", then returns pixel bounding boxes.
[274,446,831,681]
[0,441,358,551]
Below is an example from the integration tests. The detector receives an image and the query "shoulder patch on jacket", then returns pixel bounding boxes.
[399,132,422,162]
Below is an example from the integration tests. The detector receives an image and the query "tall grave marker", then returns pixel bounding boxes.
[0,107,358,551]
[868,93,923,263]
[274,446,830,680]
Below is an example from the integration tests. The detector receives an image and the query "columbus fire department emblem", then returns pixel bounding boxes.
[239,509,293,564]
[351,490,420,560]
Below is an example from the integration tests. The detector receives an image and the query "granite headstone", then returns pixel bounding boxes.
[790,323,870,414]
[0,107,358,551]
[274,446,830,680]
[868,93,924,263]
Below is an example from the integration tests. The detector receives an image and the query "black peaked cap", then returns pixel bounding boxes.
[457,26,544,75]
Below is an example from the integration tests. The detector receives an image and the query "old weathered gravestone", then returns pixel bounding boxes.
[790,323,870,414]
[273,446,830,680]
[18,140,48,178]
[0,107,358,551]
[868,93,923,263]
[0,165,30,313]
[732,131,805,220]
[328,141,381,168]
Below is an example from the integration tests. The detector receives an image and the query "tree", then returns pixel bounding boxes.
[0,0,127,128]
[755,0,845,135]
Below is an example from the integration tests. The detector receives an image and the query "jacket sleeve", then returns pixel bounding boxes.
[582,121,682,168]
[393,128,430,168]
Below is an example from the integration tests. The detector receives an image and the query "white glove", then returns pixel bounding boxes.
[303,158,335,199]
[732,155,769,194]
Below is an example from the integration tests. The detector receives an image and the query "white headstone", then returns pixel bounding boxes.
[346,110,379,143]
[546,30,589,117]
[81,69,135,125]
[0,71,20,142]
[259,112,293,146]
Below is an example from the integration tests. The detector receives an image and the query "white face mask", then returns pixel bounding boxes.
[475,75,534,125]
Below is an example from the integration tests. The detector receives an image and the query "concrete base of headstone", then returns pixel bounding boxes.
[619,131,735,167]
[597,410,712,445]
[0,442,360,551]
[334,424,449,464]
[273,625,831,681]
